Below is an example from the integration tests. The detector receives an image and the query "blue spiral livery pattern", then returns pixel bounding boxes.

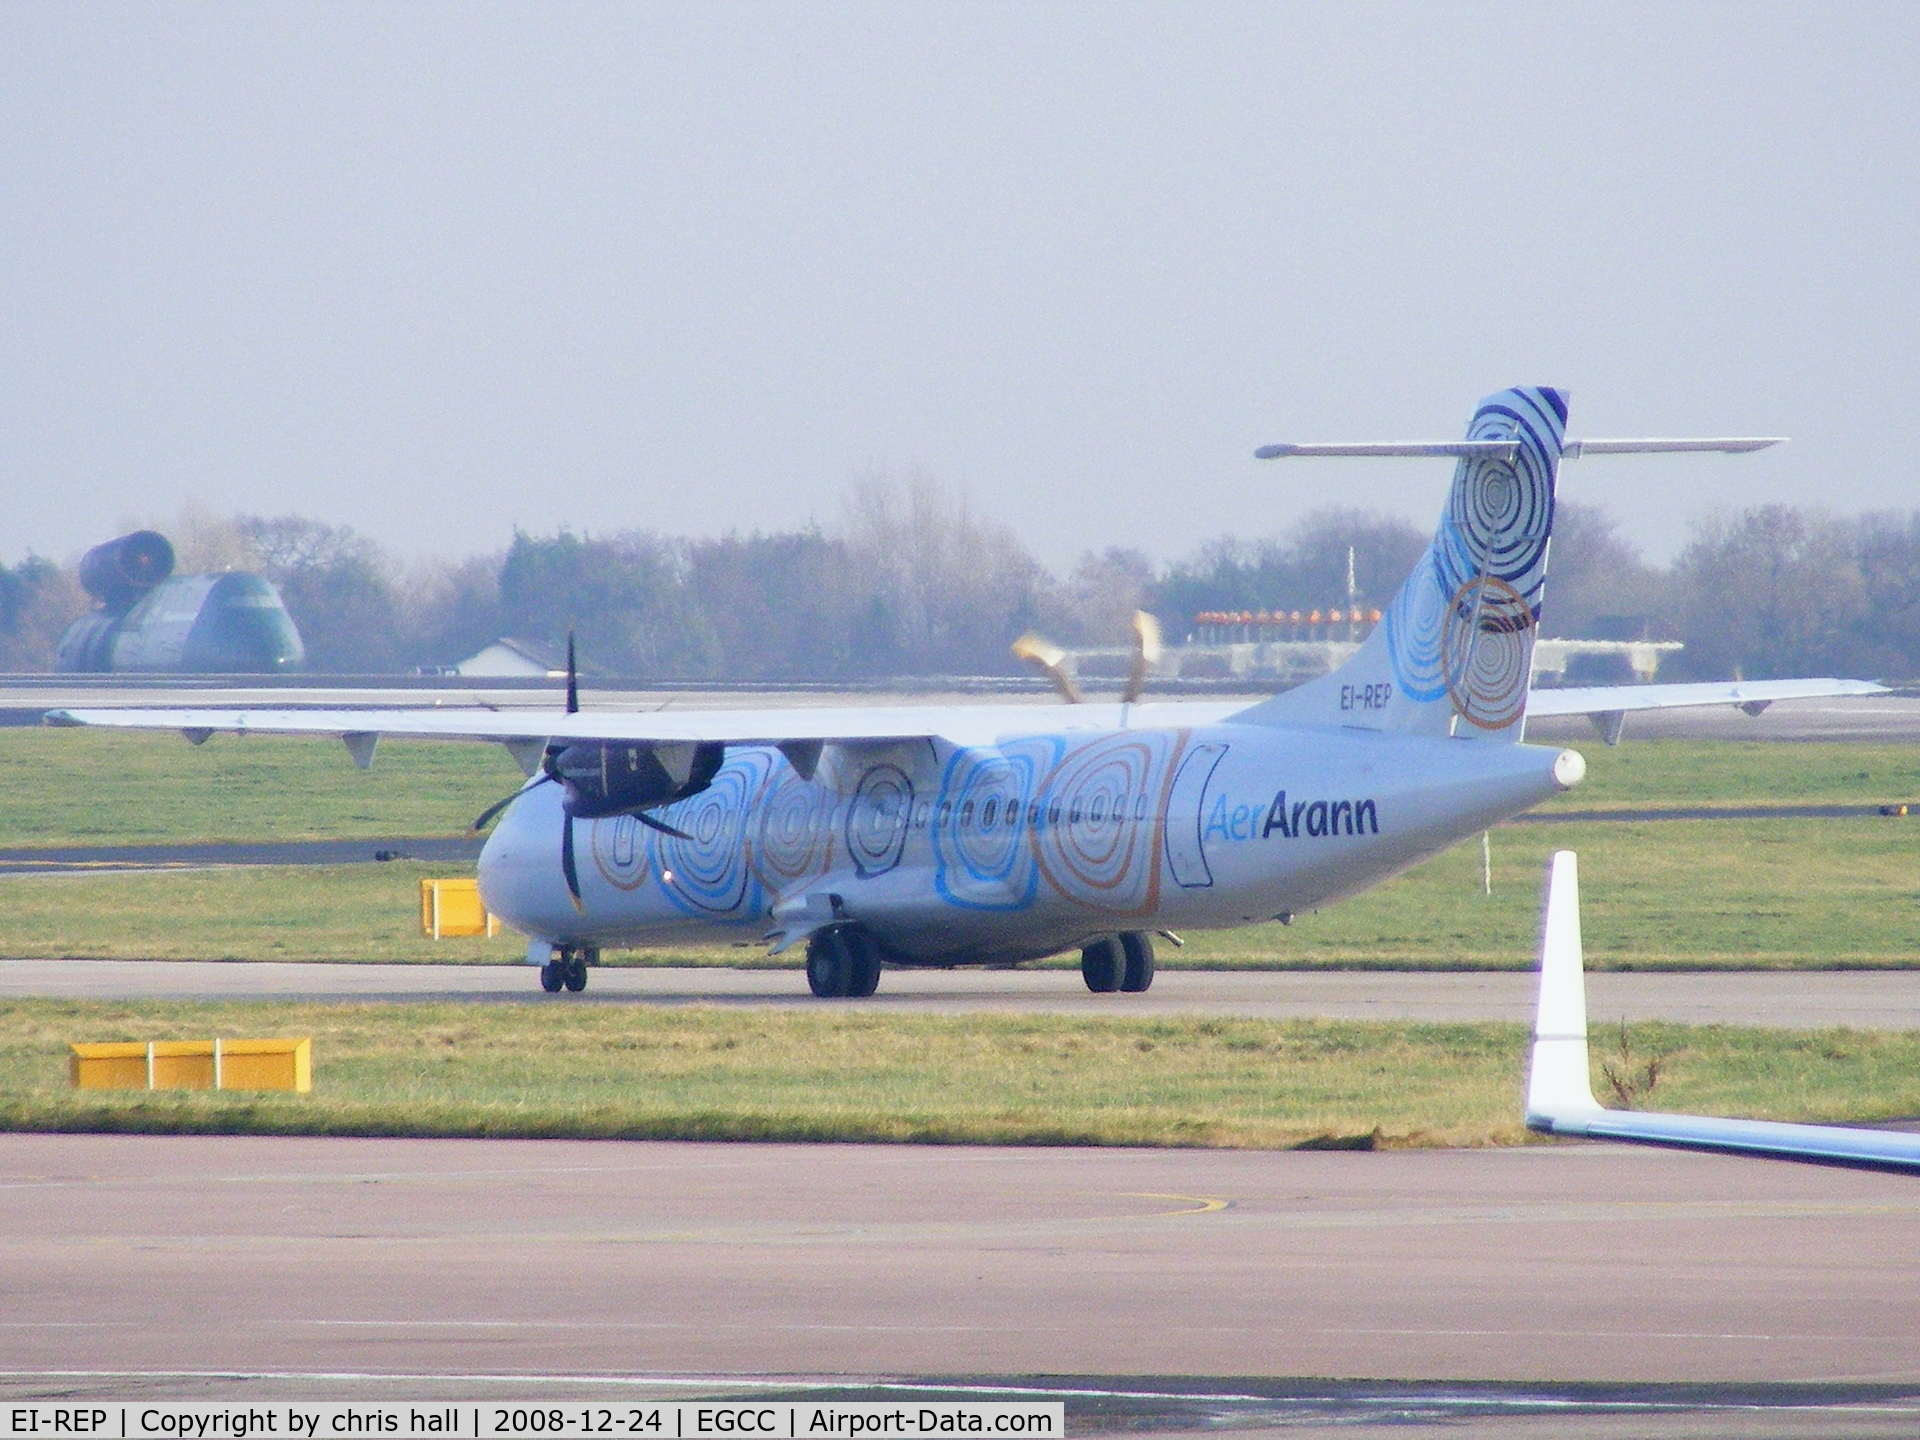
[752,762,832,889]
[1032,729,1175,917]
[933,741,1050,911]
[589,813,653,891]
[845,763,914,878]
[1386,386,1565,727]
[649,749,771,915]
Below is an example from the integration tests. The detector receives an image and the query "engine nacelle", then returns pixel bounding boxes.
[78,531,175,613]
[546,741,724,819]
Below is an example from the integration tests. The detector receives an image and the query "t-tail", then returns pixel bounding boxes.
[1236,385,1568,741]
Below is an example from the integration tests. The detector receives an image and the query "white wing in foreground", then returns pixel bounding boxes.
[1525,851,1920,1173]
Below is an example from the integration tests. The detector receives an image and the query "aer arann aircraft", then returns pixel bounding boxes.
[48,387,1880,998]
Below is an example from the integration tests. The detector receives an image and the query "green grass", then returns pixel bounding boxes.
[1172,815,1920,970]
[7,730,1917,851]
[2,816,1911,969]
[2,730,1913,969]
[0,729,524,846]
[9,1000,1920,1148]
[1529,737,1920,811]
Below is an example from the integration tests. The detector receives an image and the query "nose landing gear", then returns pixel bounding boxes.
[538,945,598,994]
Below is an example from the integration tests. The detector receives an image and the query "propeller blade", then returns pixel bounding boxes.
[1011,631,1083,704]
[565,630,579,715]
[560,812,583,911]
[635,810,694,842]
[1121,610,1163,705]
[469,773,554,833]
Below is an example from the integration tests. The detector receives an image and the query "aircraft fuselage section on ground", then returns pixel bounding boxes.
[477,720,1581,965]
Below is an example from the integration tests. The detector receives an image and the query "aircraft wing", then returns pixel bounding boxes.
[1526,850,1920,1173]
[1528,676,1887,745]
[40,700,1223,754]
[1527,677,1886,720]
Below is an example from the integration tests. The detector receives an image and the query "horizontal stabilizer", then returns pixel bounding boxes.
[1560,437,1784,457]
[1256,438,1781,461]
[1254,440,1519,460]
[1526,849,1920,1174]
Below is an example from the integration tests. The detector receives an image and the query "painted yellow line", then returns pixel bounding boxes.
[1122,1191,1230,1216]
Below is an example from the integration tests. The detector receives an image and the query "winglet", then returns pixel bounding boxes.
[1521,851,1920,1170]
[1526,850,1602,1130]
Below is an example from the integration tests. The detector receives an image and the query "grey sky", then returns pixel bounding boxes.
[3,2,1916,571]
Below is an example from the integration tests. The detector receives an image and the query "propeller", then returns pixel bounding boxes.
[559,629,582,906]
[1011,632,1084,703]
[1121,610,1162,706]
[475,633,706,910]
[469,631,579,834]
[560,802,582,910]
[1012,610,1162,705]
[470,773,553,833]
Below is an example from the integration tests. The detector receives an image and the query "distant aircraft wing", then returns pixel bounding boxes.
[1526,850,1920,1173]
[1527,678,1886,737]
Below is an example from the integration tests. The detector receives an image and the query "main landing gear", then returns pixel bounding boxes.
[539,945,598,994]
[806,927,883,999]
[1081,932,1154,993]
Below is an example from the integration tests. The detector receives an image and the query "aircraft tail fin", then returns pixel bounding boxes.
[1232,386,1567,740]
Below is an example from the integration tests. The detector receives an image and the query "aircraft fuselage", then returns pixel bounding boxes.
[477,720,1582,965]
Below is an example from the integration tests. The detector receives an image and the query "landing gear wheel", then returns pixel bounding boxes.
[1119,931,1155,992]
[539,961,564,993]
[1081,937,1123,993]
[806,929,853,998]
[564,953,588,992]
[843,929,883,998]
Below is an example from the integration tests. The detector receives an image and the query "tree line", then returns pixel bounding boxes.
[4,481,1917,682]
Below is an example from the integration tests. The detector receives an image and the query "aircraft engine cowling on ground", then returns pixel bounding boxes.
[77,531,175,613]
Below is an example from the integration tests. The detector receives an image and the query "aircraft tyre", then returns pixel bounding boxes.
[844,929,883,998]
[806,930,853,998]
[1081,937,1123,993]
[1119,931,1155,992]
[539,960,565,993]
[564,952,588,992]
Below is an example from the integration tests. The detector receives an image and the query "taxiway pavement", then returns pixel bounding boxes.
[4,959,1918,1028]
[2,1133,1918,1398]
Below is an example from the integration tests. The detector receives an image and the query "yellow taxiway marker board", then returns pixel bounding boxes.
[421,876,500,938]
[69,1037,311,1092]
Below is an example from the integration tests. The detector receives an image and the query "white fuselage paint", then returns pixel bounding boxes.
[477,720,1581,965]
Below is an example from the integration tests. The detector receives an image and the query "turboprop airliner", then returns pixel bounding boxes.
[46,387,1881,998]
